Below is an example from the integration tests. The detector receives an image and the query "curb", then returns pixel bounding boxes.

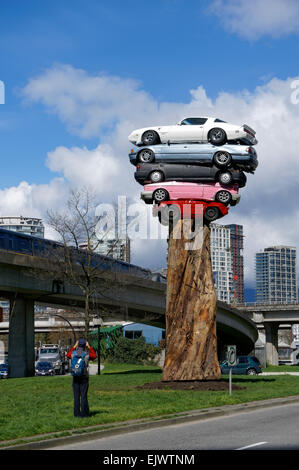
[2,394,299,450]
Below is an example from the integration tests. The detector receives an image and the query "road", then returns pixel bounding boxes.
[51,401,299,450]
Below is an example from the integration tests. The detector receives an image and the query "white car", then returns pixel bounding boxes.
[128,117,257,147]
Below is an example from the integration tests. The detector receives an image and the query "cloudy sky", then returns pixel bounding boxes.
[1,0,299,296]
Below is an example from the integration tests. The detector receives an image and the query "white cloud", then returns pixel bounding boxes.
[210,0,299,39]
[9,64,299,288]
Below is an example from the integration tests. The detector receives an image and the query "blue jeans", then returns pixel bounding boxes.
[72,376,89,417]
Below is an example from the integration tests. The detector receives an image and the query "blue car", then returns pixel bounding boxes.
[0,361,8,378]
[35,361,55,376]
[129,143,258,173]
[220,356,262,375]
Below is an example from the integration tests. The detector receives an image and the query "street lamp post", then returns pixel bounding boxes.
[53,314,77,344]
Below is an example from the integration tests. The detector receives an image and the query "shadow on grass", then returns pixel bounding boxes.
[88,410,108,417]
[103,369,162,376]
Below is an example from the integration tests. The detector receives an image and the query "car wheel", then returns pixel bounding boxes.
[247,368,257,376]
[218,171,233,185]
[209,128,227,146]
[213,151,232,168]
[141,130,160,146]
[150,170,164,183]
[204,206,219,222]
[138,148,155,163]
[153,188,169,203]
[215,190,232,205]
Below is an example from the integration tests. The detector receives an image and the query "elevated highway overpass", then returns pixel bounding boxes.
[238,302,299,365]
[0,248,258,377]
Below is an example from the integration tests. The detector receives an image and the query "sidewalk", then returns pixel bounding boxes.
[261,371,299,376]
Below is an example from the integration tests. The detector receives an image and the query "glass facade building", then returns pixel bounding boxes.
[256,246,298,303]
[79,236,131,263]
[0,216,45,238]
[210,224,233,303]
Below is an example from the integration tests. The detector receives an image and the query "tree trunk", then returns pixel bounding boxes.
[84,288,90,340]
[162,220,221,381]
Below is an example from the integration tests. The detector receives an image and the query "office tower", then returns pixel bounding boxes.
[79,236,131,263]
[256,246,298,303]
[226,224,244,303]
[210,224,233,303]
[0,216,45,238]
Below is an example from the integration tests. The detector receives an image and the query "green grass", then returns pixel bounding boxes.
[1,363,299,443]
[264,365,299,372]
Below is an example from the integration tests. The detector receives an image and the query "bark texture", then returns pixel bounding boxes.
[162,220,221,381]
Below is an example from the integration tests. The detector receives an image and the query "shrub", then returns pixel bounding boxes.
[106,335,161,365]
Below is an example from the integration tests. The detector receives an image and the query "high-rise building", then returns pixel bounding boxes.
[256,246,298,303]
[226,224,244,303]
[210,224,233,303]
[79,236,131,263]
[0,216,45,238]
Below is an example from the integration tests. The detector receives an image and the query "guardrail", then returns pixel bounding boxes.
[236,301,299,307]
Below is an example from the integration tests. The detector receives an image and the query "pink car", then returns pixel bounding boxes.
[141,181,240,206]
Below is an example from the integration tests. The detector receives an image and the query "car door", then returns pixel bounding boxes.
[178,143,214,164]
[235,357,247,374]
[168,118,206,143]
[183,164,213,182]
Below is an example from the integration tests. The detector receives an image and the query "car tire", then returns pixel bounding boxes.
[209,128,227,146]
[141,130,160,146]
[218,171,233,185]
[247,368,257,376]
[153,188,169,203]
[215,190,232,205]
[138,148,155,163]
[213,151,232,168]
[204,206,220,222]
[150,170,164,183]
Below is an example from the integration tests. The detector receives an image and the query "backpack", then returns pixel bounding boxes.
[71,350,88,377]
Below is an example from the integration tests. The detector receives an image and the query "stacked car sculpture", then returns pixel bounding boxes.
[128,116,258,224]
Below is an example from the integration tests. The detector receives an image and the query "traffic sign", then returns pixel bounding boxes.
[227,345,237,367]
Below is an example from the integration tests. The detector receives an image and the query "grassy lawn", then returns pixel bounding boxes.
[264,365,299,372]
[1,362,299,443]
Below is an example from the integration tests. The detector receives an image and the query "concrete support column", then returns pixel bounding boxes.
[264,323,279,366]
[8,296,35,378]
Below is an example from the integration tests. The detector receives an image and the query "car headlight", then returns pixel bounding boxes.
[55,361,61,366]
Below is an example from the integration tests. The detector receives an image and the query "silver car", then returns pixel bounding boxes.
[129,143,258,173]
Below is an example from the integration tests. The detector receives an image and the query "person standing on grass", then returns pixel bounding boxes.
[67,338,97,418]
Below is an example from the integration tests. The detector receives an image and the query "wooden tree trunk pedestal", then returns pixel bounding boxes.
[162,220,221,381]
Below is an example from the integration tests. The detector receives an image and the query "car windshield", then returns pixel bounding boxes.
[214,118,227,123]
[40,348,58,354]
[37,362,52,368]
[180,117,208,125]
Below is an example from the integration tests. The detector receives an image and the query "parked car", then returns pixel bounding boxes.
[141,181,240,206]
[129,143,258,173]
[134,162,247,187]
[35,361,55,376]
[0,361,8,379]
[152,200,229,225]
[128,117,257,147]
[220,356,262,375]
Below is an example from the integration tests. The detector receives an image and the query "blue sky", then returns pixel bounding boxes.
[1,0,299,185]
[1,0,299,292]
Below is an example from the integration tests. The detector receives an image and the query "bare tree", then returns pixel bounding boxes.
[45,187,128,339]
